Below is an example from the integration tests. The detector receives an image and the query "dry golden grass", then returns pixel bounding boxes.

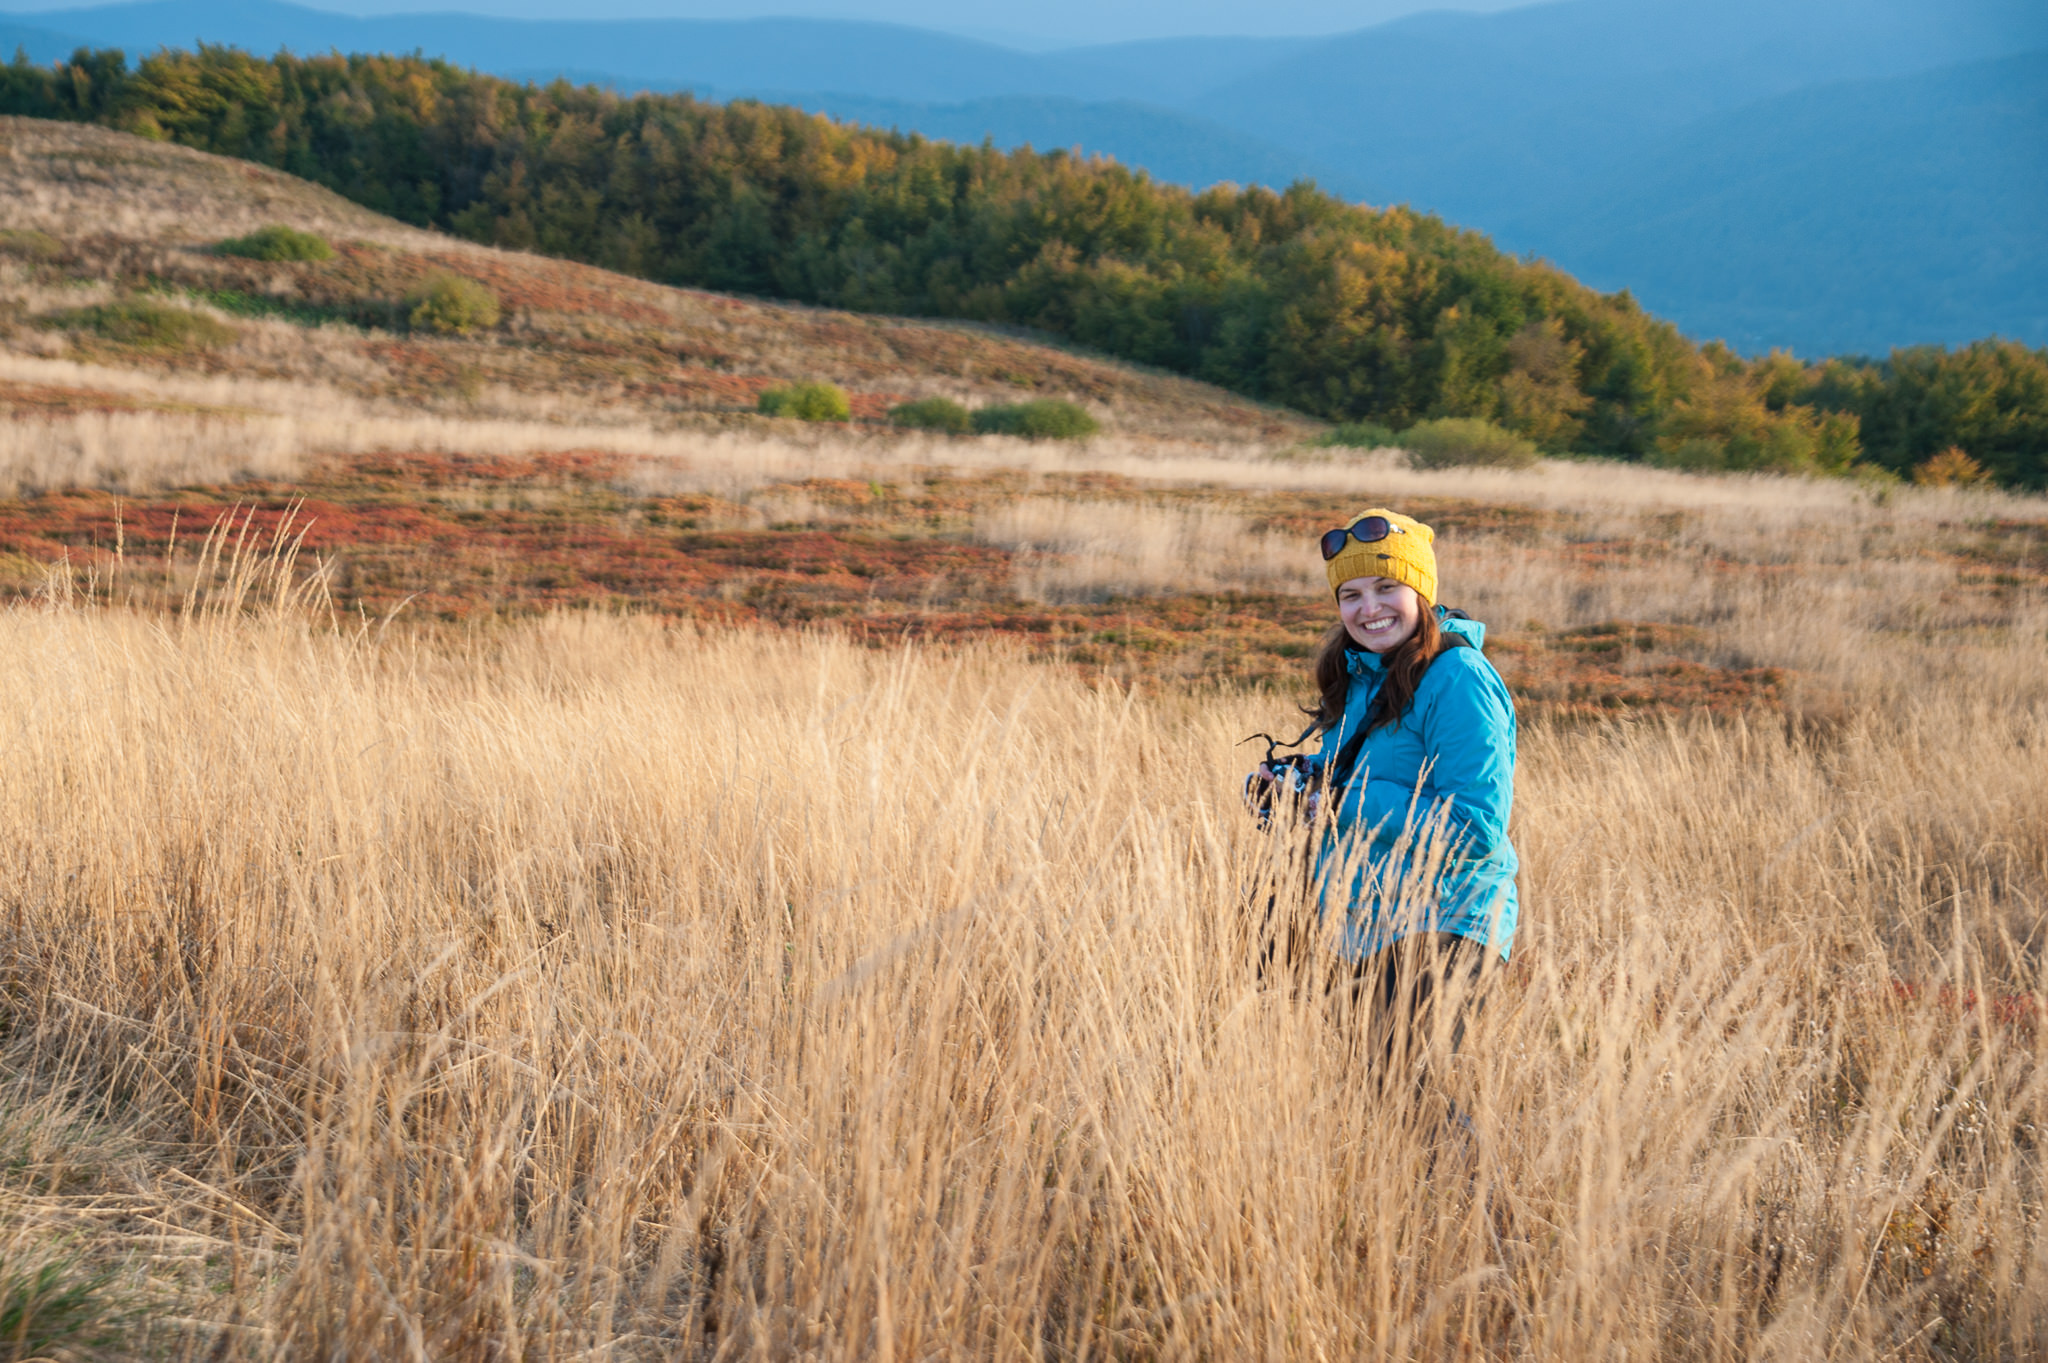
[0,112,2044,1363]
[974,497,1319,602]
[0,408,301,495]
[0,511,2043,1358]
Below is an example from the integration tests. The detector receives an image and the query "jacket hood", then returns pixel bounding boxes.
[1443,614,1487,649]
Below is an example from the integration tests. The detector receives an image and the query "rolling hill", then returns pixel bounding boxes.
[8,37,2046,487]
[6,0,2045,354]
[751,94,1324,197]
[0,115,1311,444]
[0,0,1309,102]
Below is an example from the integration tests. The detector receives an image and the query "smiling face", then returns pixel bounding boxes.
[1337,576,1423,653]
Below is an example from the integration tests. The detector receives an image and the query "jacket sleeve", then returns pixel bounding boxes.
[1341,651,1514,858]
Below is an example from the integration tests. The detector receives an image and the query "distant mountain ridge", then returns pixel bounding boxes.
[0,0,1315,102]
[4,0,2044,355]
[1527,49,2048,356]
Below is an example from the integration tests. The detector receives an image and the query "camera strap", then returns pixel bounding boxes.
[1326,720,1372,792]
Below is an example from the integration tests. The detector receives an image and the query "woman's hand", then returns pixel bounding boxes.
[1245,762,1278,810]
[1247,763,1322,826]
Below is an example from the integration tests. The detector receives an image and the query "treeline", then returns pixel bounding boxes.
[4,44,2044,485]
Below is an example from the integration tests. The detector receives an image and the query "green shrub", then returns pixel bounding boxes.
[215,224,335,262]
[970,399,1099,440]
[1316,421,1399,450]
[46,299,237,350]
[1400,417,1540,470]
[408,274,501,335]
[1650,403,1862,478]
[888,396,972,433]
[758,382,852,422]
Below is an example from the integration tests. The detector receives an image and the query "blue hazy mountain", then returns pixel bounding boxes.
[230,1,1528,51]
[1001,36,1315,107]
[3,2,1086,100]
[4,0,1523,49]
[4,0,2043,354]
[1,12,90,59]
[0,3,1340,199]
[0,1,1315,102]
[1187,0,2048,222]
[1521,50,2048,357]
[1173,0,2048,353]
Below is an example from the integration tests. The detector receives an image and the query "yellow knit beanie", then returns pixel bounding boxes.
[1323,508,1438,604]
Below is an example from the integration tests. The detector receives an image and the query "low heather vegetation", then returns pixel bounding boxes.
[888,395,972,432]
[971,398,1100,439]
[1399,416,1541,470]
[887,396,1099,439]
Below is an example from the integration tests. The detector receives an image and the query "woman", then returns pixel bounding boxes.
[1256,508,1518,1076]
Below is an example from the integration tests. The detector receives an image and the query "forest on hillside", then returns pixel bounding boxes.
[5,44,2044,487]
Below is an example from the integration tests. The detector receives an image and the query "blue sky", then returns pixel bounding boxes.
[0,0,1539,48]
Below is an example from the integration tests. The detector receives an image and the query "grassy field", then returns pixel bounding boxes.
[2,116,2046,1360]
[0,548,2043,1359]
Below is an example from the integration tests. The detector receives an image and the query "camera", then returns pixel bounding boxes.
[1242,730,1323,828]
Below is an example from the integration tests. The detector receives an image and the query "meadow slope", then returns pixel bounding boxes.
[0,110,2044,1360]
[0,118,1309,446]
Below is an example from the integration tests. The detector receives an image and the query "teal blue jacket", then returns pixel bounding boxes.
[1309,614,1519,961]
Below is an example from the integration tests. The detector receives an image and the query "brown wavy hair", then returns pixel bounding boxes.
[1307,606,1465,736]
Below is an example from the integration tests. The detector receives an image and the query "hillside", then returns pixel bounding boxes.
[3,0,2045,356]
[8,41,2048,486]
[0,49,1879,475]
[0,99,2046,1360]
[0,117,1304,441]
[736,93,1323,199]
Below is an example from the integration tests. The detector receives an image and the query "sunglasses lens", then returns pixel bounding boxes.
[1320,517,1396,560]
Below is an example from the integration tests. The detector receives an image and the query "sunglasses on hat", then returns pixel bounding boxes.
[1318,515,1406,561]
